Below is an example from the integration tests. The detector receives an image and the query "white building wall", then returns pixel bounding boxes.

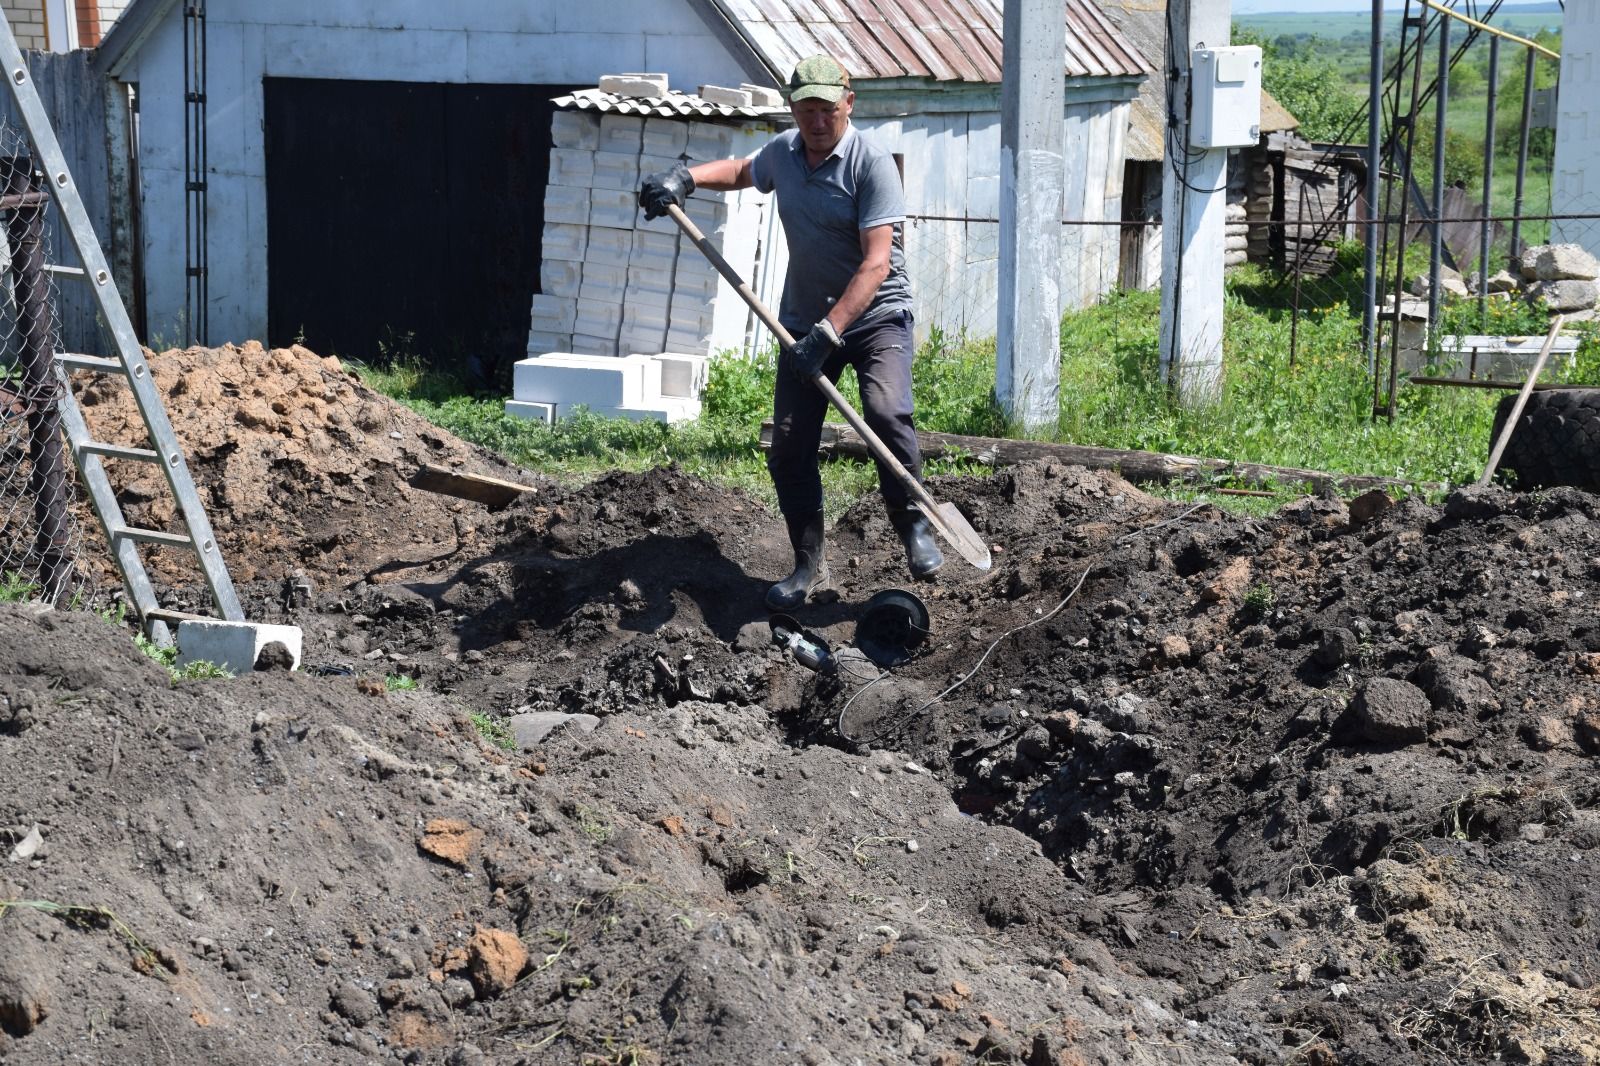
[120,0,757,346]
[856,85,1134,345]
[1,0,47,49]
[1553,4,1600,254]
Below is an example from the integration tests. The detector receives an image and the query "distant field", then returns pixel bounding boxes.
[1237,11,1562,39]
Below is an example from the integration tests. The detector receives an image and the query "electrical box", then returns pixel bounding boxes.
[1189,46,1262,149]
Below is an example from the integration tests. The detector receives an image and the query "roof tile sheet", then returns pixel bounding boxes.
[709,0,1151,84]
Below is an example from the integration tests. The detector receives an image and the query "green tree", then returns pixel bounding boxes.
[1234,26,1365,143]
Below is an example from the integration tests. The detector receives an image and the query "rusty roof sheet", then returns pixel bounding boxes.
[706,0,1151,84]
[551,87,788,121]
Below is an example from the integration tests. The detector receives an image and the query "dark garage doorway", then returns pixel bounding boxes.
[264,78,577,383]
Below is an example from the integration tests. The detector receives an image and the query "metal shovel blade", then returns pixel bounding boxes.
[930,501,991,571]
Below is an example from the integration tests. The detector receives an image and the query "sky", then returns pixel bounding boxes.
[1232,0,1555,12]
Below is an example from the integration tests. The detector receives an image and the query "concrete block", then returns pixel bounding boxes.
[530,293,576,333]
[592,151,641,191]
[669,302,715,336]
[543,184,591,225]
[589,187,639,230]
[505,399,557,423]
[631,228,678,268]
[665,325,712,355]
[509,710,601,748]
[583,226,633,268]
[685,120,735,161]
[698,84,753,107]
[599,73,668,98]
[741,83,784,108]
[526,330,571,354]
[684,195,730,233]
[655,352,709,398]
[598,114,645,154]
[638,153,682,184]
[570,334,616,355]
[540,258,582,299]
[175,619,302,675]
[642,117,689,158]
[511,352,652,409]
[549,147,595,187]
[626,266,674,309]
[579,261,628,303]
[671,263,720,299]
[574,297,624,339]
[587,399,701,424]
[550,110,600,150]
[542,222,587,263]
[620,303,669,353]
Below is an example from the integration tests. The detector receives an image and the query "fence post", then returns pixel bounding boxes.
[2,152,71,601]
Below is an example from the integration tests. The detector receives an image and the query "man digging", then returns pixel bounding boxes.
[638,54,942,610]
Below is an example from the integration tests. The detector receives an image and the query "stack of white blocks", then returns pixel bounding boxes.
[516,107,776,423]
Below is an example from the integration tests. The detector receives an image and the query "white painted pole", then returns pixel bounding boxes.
[1159,0,1231,406]
[997,0,1065,433]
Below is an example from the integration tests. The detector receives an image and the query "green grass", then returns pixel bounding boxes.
[133,633,232,682]
[385,674,419,692]
[470,711,517,751]
[355,262,1600,515]
[0,570,38,603]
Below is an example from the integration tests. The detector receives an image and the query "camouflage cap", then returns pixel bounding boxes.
[787,55,850,103]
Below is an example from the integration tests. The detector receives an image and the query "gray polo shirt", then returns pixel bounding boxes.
[750,124,912,334]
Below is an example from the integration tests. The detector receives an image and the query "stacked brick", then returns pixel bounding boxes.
[530,108,776,359]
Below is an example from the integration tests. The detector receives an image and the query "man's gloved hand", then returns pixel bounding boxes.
[787,319,843,381]
[639,161,695,220]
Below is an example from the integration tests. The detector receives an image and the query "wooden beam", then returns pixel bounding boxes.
[759,422,1440,495]
[408,464,536,509]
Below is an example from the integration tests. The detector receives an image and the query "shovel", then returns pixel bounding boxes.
[666,202,992,572]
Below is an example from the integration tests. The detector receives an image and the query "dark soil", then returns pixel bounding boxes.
[2,345,1598,1065]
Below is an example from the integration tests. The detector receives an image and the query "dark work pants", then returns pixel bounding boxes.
[768,309,923,517]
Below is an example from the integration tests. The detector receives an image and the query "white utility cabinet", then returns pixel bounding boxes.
[1189,46,1263,149]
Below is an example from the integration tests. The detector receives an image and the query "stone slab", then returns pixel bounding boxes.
[175,620,303,675]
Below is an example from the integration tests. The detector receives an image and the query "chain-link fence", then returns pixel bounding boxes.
[900,201,1600,392]
[0,112,85,607]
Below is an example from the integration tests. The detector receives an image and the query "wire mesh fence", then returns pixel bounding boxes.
[0,113,86,607]
[900,202,1600,392]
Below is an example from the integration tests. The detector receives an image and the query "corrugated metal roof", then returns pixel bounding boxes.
[550,87,788,120]
[706,0,1151,85]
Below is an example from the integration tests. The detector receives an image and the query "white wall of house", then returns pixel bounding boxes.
[1553,4,1600,255]
[2,0,48,49]
[116,0,757,345]
[854,76,1138,343]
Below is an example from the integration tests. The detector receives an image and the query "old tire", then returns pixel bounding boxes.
[1491,388,1600,491]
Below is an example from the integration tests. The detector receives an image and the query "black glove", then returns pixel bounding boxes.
[639,161,695,220]
[787,319,842,382]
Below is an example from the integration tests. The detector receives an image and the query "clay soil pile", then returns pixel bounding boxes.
[2,344,1598,1065]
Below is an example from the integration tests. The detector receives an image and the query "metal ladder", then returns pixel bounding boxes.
[0,14,242,640]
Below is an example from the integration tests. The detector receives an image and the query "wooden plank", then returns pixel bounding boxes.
[759,421,1441,495]
[408,464,536,509]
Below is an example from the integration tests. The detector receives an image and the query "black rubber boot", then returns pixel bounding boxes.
[766,510,828,610]
[890,507,944,579]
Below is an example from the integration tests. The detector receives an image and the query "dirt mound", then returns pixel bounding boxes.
[3,347,1599,1064]
[72,342,542,587]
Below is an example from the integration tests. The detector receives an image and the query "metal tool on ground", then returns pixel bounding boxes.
[855,587,931,668]
[666,202,992,572]
[1479,313,1565,488]
[769,613,835,674]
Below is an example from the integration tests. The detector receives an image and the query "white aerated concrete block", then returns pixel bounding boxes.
[549,147,595,186]
[551,110,600,150]
[530,294,576,333]
[638,153,681,184]
[526,330,571,354]
[543,222,587,263]
[175,619,302,675]
[741,83,784,108]
[631,228,678,267]
[574,298,623,339]
[685,120,735,161]
[583,226,633,268]
[698,84,753,107]
[642,118,688,158]
[599,72,668,98]
[666,325,712,353]
[656,352,709,397]
[598,113,645,154]
[505,399,557,423]
[512,352,652,409]
[592,151,640,191]
[672,262,719,299]
[619,303,669,353]
[589,187,638,230]
[684,195,730,235]
[570,334,616,355]
[540,259,581,299]
[543,185,591,225]
[579,262,627,303]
